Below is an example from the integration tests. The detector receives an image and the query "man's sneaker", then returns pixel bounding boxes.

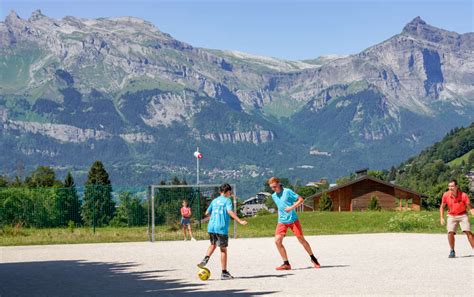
[191,237,197,242]
[311,258,321,268]
[197,258,209,268]
[448,250,456,258]
[275,263,291,270]
[221,271,234,280]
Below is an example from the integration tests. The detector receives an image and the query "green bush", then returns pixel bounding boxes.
[110,192,146,227]
[166,217,181,232]
[368,195,381,211]
[265,196,276,211]
[67,220,75,233]
[1,222,26,237]
[387,212,435,231]
[256,208,271,216]
[1,225,12,236]
[0,187,62,228]
[318,193,333,211]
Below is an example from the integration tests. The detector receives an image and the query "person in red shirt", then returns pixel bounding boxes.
[181,200,196,241]
[439,179,474,258]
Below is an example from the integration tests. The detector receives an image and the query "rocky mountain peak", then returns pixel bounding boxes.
[5,10,21,24]
[29,9,45,21]
[403,16,427,31]
[402,16,459,44]
[110,16,151,26]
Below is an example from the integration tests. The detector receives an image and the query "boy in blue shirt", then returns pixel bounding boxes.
[268,176,321,270]
[197,183,247,280]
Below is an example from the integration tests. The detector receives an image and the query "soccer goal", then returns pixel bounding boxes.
[147,184,238,242]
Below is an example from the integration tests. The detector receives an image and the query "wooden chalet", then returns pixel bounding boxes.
[308,172,426,211]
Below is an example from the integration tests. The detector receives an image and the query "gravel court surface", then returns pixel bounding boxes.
[1,233,473,296]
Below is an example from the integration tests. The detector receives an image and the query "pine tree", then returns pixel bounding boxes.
[368,195,381,211]
[25,166,57,187]
[0,175,8,187]
[154,177,178,225]
[387,166,397,182]
[82,161,115,227]
[110,192,146,227]
[468,152,474,170]
[318,193,333,211]
[56,172,82,226]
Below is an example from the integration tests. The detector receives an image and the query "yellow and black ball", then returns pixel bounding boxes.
[197,267,211,281]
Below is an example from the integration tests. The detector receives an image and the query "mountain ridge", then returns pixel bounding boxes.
[1,10,473,196]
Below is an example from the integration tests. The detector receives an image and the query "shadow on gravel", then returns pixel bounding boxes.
[292,264,350,270]
[0,260,276,296]
[235,273,294,279]
[319,265,350,269]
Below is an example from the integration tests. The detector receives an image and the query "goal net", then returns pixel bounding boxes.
[147,184,237,241]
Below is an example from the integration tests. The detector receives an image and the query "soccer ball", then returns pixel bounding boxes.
[197,267,211,281]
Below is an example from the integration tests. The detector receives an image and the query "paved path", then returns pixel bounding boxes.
[1,233,473,296]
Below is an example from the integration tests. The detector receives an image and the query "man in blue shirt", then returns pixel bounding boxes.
[268,176,321,270]
[197,183,247,280]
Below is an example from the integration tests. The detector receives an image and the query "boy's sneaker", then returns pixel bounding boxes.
[197,258,209,268]
[275,263,291,270]
[311,258,321,268]
[221,271,234,280]
[191,237,197,242]
[448,250,456,258]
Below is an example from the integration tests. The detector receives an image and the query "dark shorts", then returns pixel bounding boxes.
[181,217,191,226]
[209,233,229,247]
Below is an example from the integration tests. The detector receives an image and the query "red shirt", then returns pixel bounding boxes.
[181,207,191,218]
[442,191,470,216]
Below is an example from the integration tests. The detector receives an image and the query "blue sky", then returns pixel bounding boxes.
[1,0,472,60]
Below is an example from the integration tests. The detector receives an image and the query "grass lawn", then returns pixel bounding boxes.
[236,211,450,238]
[448,149,474,167]
[2,211,472,246]
[0,226,149,246]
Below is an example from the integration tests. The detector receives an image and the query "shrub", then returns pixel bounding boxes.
[256,208,271,216]
[318,193,333,211]
[67,220,75,233]
[166,217,180,232]
[387,212,435,231]
[111,192,146,227]
[1,222,25,237]
[368,195,381,211]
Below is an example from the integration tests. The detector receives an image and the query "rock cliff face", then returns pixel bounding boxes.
[1,11,473,190]
[203,129,275,144]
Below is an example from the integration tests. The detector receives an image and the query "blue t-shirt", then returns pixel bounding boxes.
[206,195,233,235]
[272,188,300,224]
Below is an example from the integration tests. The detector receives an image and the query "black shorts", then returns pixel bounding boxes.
[209,233,228,247]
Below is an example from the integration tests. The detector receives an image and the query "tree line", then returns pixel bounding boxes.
[394,124,474,209]
[0,161,197,229]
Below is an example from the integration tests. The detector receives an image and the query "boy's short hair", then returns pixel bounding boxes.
[267,177,280,185]
[220,183,232,193]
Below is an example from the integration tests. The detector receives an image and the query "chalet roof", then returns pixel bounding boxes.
[243,196,266,204]
[307,175,427,200]
[243,197,258,204]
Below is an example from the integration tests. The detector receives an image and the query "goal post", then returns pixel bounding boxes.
[147,184,237,242]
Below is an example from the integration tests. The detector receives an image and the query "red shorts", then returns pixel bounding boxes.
[275,220,303,237]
